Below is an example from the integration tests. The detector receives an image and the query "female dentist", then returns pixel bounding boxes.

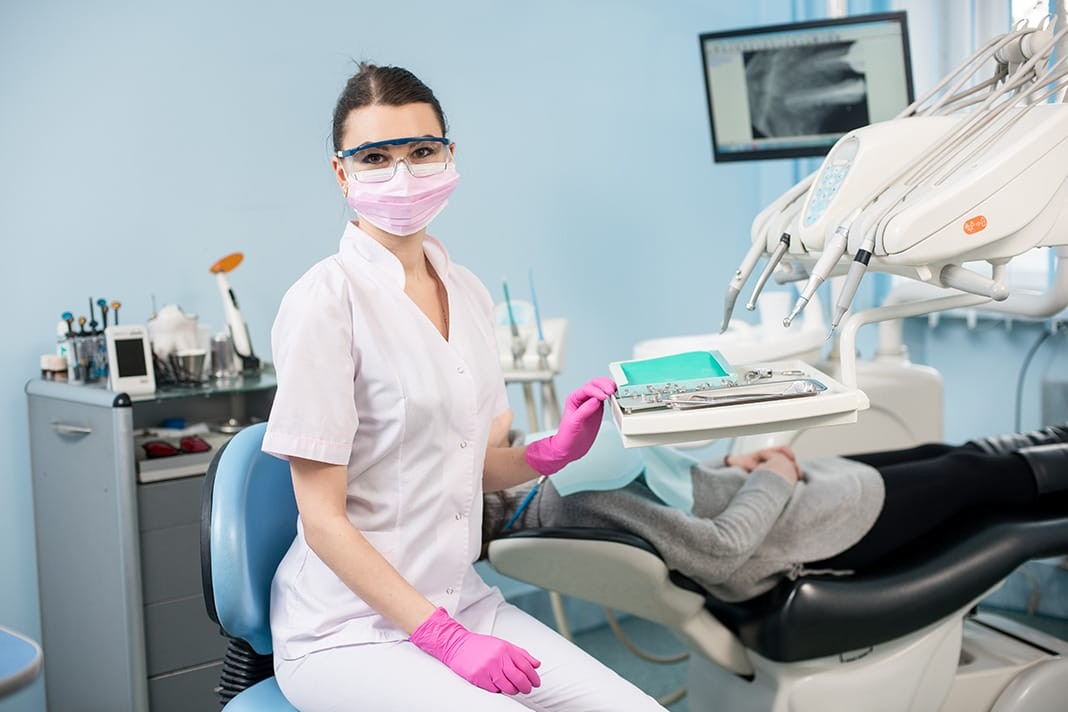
[262,64,666,711]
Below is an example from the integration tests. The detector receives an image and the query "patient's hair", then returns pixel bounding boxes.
[331,63,448,152]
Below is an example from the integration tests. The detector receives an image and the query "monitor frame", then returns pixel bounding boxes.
[699,11,915,163]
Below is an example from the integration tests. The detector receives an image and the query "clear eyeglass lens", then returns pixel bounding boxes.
[347,140,450,183]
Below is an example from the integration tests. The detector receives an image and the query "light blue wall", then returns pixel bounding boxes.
[0,2,800,709]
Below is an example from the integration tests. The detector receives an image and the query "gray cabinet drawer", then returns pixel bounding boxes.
[141,523,201,604]
[145,595,227,676]
[138,476,206,531]
[148,661,223,712]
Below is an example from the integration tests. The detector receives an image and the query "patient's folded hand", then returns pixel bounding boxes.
[726,446,797,473]
[754,452,801,485]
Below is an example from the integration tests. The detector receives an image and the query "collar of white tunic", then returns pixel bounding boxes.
[339,221,452,288]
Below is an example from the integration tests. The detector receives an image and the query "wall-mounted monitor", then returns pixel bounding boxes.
[699,12,914,162]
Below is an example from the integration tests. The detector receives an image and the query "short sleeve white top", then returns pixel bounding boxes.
[263,222,510,661]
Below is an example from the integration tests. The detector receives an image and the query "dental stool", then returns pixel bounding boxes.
[200,423,298,711]
[489,494,1068,711]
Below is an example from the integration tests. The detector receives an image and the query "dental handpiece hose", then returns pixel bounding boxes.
[503,280,539,429]
[502,280,524,368]
[529,269,561,429]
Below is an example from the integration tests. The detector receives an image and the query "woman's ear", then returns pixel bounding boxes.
[331,157,348,195]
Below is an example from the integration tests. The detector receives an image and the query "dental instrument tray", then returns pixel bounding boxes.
[663,378,826,410]
[609,359,870,448]
[609,350,740,413]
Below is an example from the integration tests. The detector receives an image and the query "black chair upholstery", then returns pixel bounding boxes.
[499,494,1068,663]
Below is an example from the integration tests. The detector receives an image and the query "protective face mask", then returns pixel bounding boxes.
[346,163,461,237]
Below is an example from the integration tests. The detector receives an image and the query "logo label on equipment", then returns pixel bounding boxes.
[963,215,987,235]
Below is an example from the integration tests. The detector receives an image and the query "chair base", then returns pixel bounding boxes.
[686,609,1068,712]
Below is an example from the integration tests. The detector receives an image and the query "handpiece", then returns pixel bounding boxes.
[721,240,767,333]
[746,233,791,311]
[784,211,859,327]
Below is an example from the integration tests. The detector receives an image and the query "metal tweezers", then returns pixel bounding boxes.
[664,379,826,410]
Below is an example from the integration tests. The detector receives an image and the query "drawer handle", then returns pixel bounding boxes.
[51,422,92,436]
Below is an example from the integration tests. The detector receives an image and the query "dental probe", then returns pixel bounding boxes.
[746,233,791,311]
[784,210,859,327]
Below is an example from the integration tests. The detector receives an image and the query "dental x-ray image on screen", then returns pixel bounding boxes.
[744,42,870,139]
[700,12,913,162]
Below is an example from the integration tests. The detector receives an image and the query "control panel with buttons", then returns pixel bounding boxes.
[803,136,860,228]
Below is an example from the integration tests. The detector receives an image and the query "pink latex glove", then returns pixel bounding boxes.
[410,607,542,694]
[525,377,616,476]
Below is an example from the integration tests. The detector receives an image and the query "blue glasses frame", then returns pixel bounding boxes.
[335,136,451,159]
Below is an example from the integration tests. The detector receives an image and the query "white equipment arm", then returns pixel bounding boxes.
[724,18,1068,340]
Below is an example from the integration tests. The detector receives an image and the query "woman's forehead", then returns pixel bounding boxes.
[342,103,443,148]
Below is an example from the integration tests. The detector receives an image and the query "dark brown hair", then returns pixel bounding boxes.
[332,62,448,152]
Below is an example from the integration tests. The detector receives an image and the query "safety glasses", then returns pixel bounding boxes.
[336,136,453,183]
[142,436,212,459]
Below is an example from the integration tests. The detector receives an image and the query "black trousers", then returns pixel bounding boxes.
[810,443,1039,571]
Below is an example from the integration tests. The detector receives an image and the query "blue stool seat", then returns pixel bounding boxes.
[224,678,295,711]
[0,625,42,699]
[201,422,299,711]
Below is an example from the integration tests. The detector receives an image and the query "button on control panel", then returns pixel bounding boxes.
[804,136,859,227]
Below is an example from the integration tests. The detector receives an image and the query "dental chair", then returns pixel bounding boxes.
[489,482,1068,711]
[200,422,298,711]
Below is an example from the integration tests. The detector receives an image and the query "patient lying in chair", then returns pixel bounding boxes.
[484,425,1068,601]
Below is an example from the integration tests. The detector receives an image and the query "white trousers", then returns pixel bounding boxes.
[275,602,667,711]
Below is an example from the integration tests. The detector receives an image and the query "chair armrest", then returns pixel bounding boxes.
[488,527,753,676]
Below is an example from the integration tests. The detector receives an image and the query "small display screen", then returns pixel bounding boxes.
[114,337,148,377]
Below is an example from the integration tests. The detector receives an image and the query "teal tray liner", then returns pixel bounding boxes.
[618,351,734,386]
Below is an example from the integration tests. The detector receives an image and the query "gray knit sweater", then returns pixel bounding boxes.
[484,457,885,601]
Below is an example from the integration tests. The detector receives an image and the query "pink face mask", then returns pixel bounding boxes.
[346,164,460,237]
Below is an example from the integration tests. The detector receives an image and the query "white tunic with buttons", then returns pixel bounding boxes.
[263,222,509,661]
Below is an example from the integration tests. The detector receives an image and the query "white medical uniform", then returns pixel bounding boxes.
[263,223,664,711]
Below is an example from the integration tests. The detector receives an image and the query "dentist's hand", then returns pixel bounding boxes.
[524,377,616,475]
[410,608,541,694]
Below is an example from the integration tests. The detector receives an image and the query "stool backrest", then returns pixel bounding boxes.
[201,422,297,655]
